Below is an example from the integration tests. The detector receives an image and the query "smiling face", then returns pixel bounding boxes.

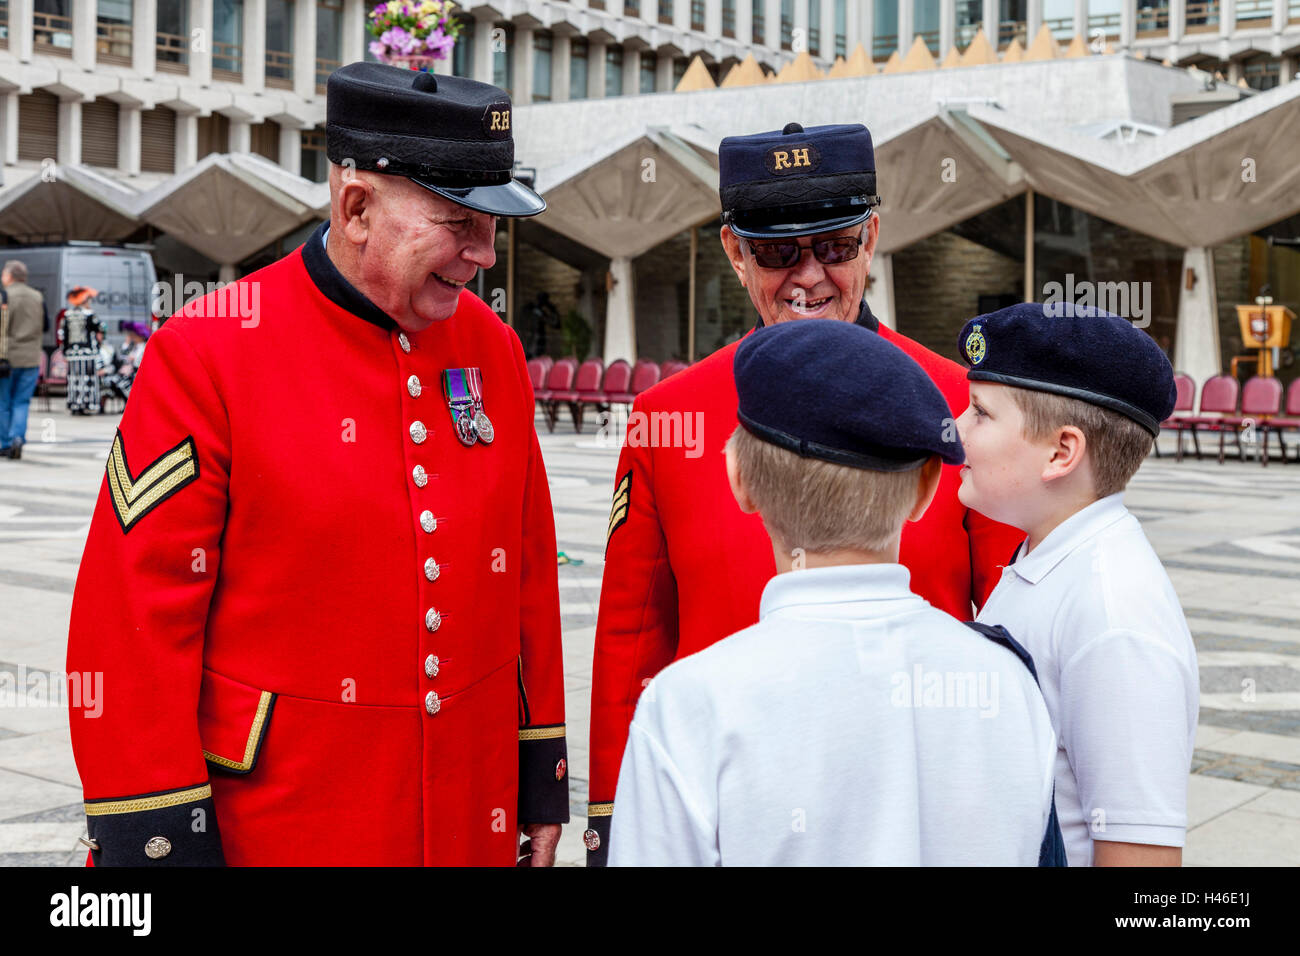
[954,382,1057,530]
[721,214,878,326]
[329,166,497,331]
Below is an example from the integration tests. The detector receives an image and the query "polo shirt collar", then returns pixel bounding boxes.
[1007,493,1130,585]
[300,222,397,331]
[759,563,917,621]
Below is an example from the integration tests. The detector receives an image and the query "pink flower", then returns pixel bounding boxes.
[425,29,454,56]
[368,39,386,58]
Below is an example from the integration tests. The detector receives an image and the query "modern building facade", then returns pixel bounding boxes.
[1,1,1298,397]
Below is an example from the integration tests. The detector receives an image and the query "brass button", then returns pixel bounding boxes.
[412,465,428,488]
[409,421,428,444]
[424,690,440,715]
[425,607,442,632]
[424,558,440,581]
[407,375,422,398]
[420,511,437,533]
[144,835,172,859]
[425,654,439,678]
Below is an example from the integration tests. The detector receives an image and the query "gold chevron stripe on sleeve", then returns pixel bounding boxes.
[606,471,631,542]
[105,431,200,534]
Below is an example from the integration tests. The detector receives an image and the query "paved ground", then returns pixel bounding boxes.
[2,400,1300,866]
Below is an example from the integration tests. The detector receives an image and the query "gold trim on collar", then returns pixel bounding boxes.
[586,802,614,817]
[518,725,566,742]
[203,691,274,771]
[85,784,212,816]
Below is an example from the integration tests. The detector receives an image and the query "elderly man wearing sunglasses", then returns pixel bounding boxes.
[583,122,1025,864]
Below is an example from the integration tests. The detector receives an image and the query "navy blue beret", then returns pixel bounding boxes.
[958,303,1176,436]
[719,123,881,238]
[734,319,964,471]
[326,62,544,218]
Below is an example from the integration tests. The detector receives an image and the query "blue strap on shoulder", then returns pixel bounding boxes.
[963,621,1068,867]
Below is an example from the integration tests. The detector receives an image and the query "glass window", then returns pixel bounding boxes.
[452,15,473,76]
[914,0,940,53]
[97,0,133,63]
[834,0,846,56]
[493,22,513,95]
[874,0,898,58]
[533,31,552,102]
[625,0,641,17]
[955,0,982,45]
[570,38,589,99]
[605,45,624,96]
[691,0,704,30]
[640,52,656,93]
[752,0,765,44]
[659,0,673,24]
[316,0,341,87]
[781,0,793,49]
[808,0,821,55]
[155,0,189,65]
[722,0,735,36]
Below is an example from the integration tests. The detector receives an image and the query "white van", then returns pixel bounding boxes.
[0,243,158,351]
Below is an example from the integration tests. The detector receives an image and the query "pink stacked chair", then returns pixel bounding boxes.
[629,359,662,398]
[1180,375,1239,463]
[526,358,548,392]
[1263,378,1300,464]
[1223,376,1283,466]
[660,359,689,380]
[535,357,577,432]
[1156,373,1195,459]
[549,358,604,433]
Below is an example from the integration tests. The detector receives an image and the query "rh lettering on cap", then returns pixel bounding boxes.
[765,144,821,174]
[483,102,512,138]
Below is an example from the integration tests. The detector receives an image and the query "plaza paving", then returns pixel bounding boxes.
[1,401,1299,866]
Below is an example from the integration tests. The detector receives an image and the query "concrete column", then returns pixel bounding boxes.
[244,0,267,92]
[1174,247,1221,403]
[898,0,913,51]
[1280,56,1295,83]
[191,0,214,87]
[1274,0,1289,33]
[737,0,753,42]
[57,99,82,166]
[862,0,874,54]
[589,40,607,97]
[176,111,198,170]
[278,123,301,174]
[1073,0,1087,41]
[342,0,365,64]
[603,256,637,365]
[940,0,955,55]
[1169,0,1185,44]
[472,14,495,84]
[821,0,837,60]
[1219,0,1236,37]
[983,0,999,46]
[229,118,251,152]
[1120,0,1136,48]
[512,26,534,102]
[118,104,141,175]
[793,0,809,51]
[766,0,782,49]
[293,0,318,100]
[552,33,572,101]
[133,0,157,74]
[865,253,895,330]
[72,0,96,70]
[1226,58,1242,81]
[12,0,34,63]
[675,0,691,31]
[656,50,673,89]
[218,263,238,282]
[623,46,640,94]
[1027,0,1043,40]
[707,0,724,35]
[2,92,19,165]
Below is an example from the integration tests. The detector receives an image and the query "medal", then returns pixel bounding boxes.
[442,368,479,446]
[466,367,494,445]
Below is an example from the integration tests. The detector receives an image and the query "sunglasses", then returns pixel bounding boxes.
[743,227,867,270]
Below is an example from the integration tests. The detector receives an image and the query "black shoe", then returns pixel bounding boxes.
[0,447,10,459]
[9,439,21,460]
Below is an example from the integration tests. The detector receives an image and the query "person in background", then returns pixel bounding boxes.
[1,260,48,459]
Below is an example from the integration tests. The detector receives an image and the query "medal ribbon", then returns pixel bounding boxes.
[442,368,475,417]
[466,367,485,413]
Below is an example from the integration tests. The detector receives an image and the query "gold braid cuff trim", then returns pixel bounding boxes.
[587,802,615,817]
[203,691,274,770]
[518,724,566,741]
[85,784,212,816]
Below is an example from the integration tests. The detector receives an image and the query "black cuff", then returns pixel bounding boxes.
[583,804,613,867]
[84,783,225,867]
[518,725,570,825]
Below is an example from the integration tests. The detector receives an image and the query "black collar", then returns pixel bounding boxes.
[751,299,880,334]
[300,222,397,331]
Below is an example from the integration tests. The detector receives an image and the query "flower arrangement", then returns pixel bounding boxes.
[367,1,462,67]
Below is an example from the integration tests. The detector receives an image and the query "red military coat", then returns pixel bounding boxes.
[67,225,568,866]
[585,303,1023,863]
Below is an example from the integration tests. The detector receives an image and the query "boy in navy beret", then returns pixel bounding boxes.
[608,320,1061,866]
[955,302,1199,867]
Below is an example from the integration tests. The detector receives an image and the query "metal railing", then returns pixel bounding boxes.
[872,32,897,59]
[917,28,939,53]
[1043,14,1073,37]
[1184,0,1220,31]
[1136,5,1169,32]
[34,11,74,55]
[213,40,242,79]
[316,56,340,92]
[156,31,189,71]
[997,19,1027,47]
[97,18,132,64]
[266,48,293,87]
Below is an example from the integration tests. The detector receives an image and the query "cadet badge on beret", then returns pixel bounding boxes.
[964,324,987,365]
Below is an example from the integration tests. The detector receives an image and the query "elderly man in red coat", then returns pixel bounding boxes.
[67,64,569,866]
[584,122,1024,864]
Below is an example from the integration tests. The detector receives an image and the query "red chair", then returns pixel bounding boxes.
[1264,378,1300,464]
[535,357,577,432]
[629,359,662,397]
[549,358,604,433]
[1181,375,1240,463]
[1221,376,1282,465]
[1156,373,1195,459]
[660,359,689,380]
[526,358,548,392]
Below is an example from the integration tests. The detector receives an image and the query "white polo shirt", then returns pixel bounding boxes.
[608,563,1058,866]
[976,493,1199,866]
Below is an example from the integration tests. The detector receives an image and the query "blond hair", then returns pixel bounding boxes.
[1007,387,1153,498]
[727,425,921,553]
